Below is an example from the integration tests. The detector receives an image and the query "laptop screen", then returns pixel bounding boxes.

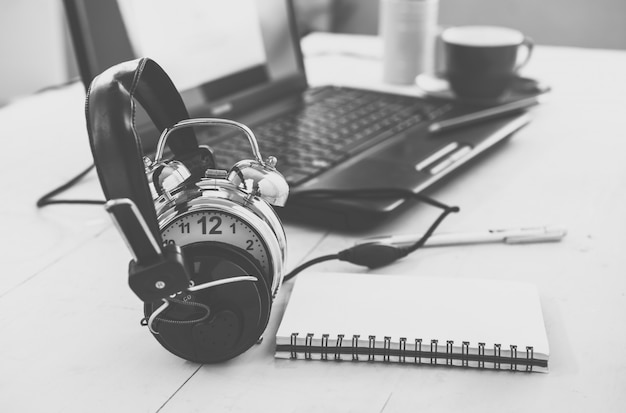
[117,0,271,92]
[64,0,307,135]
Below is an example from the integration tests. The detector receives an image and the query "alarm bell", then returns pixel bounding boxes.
[144,158,191,199]
[227,157,289,207]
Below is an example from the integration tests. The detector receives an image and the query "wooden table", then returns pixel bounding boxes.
[1,33,625,412]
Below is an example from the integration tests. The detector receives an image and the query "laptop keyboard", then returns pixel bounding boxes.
[213,86,453,186]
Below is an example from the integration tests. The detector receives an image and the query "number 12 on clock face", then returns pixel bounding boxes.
[161,210,271,275]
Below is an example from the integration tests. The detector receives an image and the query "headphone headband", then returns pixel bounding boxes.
[86,58,200,250]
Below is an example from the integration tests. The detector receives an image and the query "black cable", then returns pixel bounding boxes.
[283,254,339,282]
[36,164,105,208]
[399,202,460,254]
[35,167,461,277]
[34,77,81,94]
[283,188,460,281]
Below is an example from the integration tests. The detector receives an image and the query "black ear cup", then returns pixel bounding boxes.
[144,245,272,363]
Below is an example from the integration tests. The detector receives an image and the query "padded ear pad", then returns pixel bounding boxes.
[144,244,272,363]
[85,58,204,252]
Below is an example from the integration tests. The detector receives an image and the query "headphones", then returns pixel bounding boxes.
[86,58,289,363]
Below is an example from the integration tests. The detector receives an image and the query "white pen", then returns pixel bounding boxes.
[356,225,567,248]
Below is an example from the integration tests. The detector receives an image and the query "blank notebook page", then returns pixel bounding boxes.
[275,272,549,372]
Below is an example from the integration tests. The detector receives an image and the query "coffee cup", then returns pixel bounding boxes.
[441,26,533,99]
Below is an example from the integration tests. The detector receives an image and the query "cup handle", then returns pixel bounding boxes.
[433,25,451,75]
[514,36,534,71]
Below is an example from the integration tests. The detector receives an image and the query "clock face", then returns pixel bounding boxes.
[161,209,271,276]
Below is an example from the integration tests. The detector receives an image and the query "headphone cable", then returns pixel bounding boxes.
[36,163,105,207]
[35,166,460,277]
[283,188,459,281]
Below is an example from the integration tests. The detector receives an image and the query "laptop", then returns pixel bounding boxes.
[63,0,534,227]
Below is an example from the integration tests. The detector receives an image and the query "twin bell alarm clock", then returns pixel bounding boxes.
[85,58,289,363]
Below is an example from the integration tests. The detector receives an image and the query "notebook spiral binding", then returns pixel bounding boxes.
[287,333,543,372]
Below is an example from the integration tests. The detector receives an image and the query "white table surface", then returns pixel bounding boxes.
[1,32,625,412]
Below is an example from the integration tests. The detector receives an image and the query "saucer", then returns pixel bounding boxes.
[415,73,551,106]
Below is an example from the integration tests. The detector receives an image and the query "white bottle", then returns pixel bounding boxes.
[379,0,439,84]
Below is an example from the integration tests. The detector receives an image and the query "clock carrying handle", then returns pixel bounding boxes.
[86,57,209,262]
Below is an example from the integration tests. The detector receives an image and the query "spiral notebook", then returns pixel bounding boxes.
[275,272,549,372]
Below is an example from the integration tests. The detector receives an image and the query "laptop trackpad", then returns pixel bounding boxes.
[311,158,423,189]
[300,133,440,192]
[295,147,432,214]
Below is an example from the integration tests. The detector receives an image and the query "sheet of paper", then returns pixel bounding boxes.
[277,272,549,357]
